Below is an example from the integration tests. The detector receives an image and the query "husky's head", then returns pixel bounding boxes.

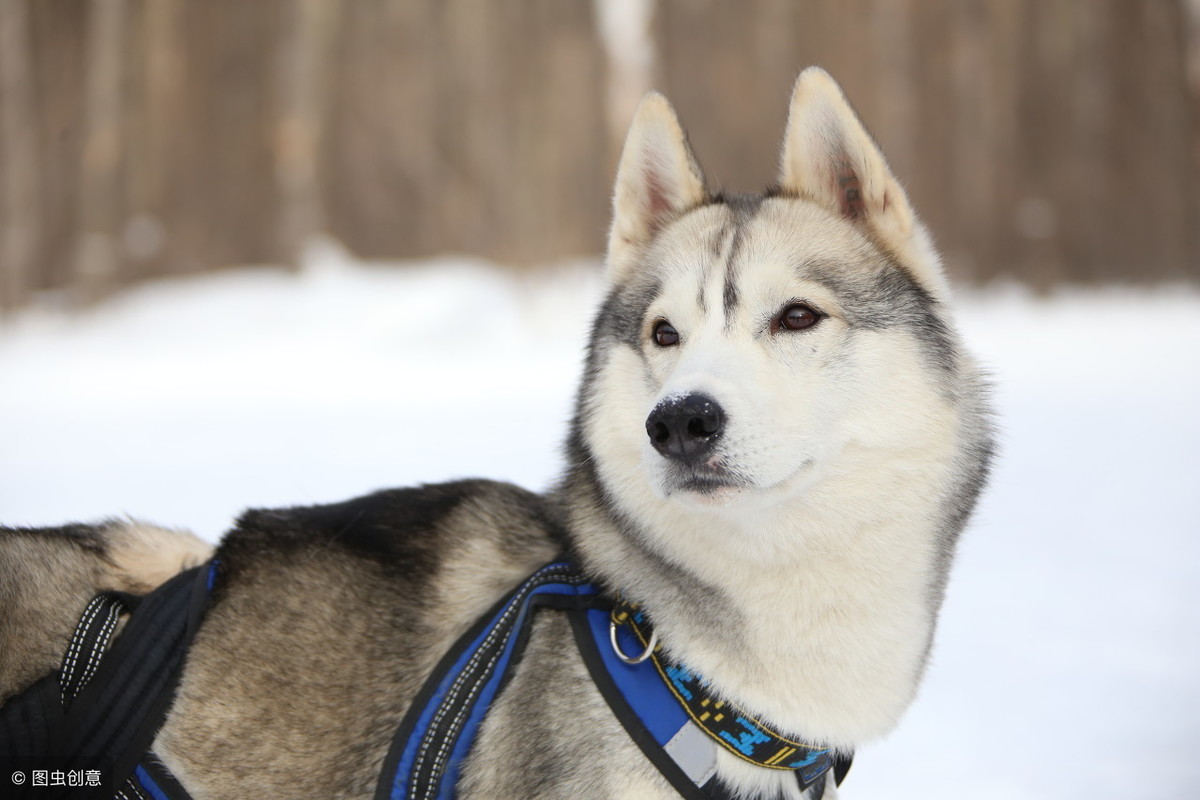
[561,69,994,748]
[569,68,989,555]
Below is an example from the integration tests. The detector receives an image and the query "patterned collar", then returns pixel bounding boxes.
[574,598,851,797]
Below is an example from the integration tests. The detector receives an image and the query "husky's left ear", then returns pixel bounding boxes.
[607,92,709,284]
[779,68,947,297]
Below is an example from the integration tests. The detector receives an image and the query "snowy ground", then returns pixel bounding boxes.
[2,244,1197,798]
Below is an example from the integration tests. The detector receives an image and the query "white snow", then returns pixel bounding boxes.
[1,242,1197,798]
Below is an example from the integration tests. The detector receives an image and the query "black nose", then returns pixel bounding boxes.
[645,393,725,463]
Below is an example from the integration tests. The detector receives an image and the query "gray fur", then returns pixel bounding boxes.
[713,192,766,320]
[802,257,959,379]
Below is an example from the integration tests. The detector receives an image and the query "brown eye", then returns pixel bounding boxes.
[775,303,821,332]
[653,320,680,347]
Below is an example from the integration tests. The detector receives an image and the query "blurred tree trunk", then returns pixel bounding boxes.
[74,0,127,302]
[176,1,283,274]
[322,0,442,258]
[25,0,86,294]
[1135,0,1197,281]
[122,0,183,282]
[274,0,339,266]
[0,0,40,311]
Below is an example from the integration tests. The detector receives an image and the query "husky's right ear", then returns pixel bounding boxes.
[607,93,708,283]
[778,67,949,298]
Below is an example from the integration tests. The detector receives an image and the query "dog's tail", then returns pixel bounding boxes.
[98,519,214,594]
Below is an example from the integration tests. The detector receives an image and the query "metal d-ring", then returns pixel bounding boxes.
[609,615,658,665]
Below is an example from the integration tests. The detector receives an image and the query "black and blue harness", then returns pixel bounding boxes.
[0,560,850,799]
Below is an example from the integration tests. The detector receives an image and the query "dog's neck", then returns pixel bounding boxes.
[559,439,961,749]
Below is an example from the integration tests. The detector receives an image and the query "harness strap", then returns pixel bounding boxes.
[7,558,848,799]
[569,605,715,800]
[1,595,130,769]
[0,672,61,763]
[376,562,599,800]
[59,564,212,788]
[381,560,850,799]
[0,562,217,800]
[60,593,127,705]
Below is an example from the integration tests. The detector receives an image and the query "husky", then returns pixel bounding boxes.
[0,68,992,799]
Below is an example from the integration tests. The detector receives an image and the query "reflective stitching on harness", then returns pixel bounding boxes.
[410,635,496,799]
[129,776,152,800]
[58,596,97,692]
[116,773,152,800]
[421,630,504,793]
[408,584,523,799]
[76,601,122,698]
[59,594,116,701]
[409,563,585,800]
[429,569,588,792]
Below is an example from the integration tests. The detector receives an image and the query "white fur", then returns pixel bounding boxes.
[582,213,965,744]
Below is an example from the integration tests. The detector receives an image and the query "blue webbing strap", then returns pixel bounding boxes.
[131,756,191,800]
[378,562,598,800]
[569,606,715,800]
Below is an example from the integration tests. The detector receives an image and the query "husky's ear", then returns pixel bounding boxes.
[607,92,708,283]
[779,68,946,296]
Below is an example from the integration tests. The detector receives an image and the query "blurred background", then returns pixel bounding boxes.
[0,0,1198,308]
[1,2,1199,799]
